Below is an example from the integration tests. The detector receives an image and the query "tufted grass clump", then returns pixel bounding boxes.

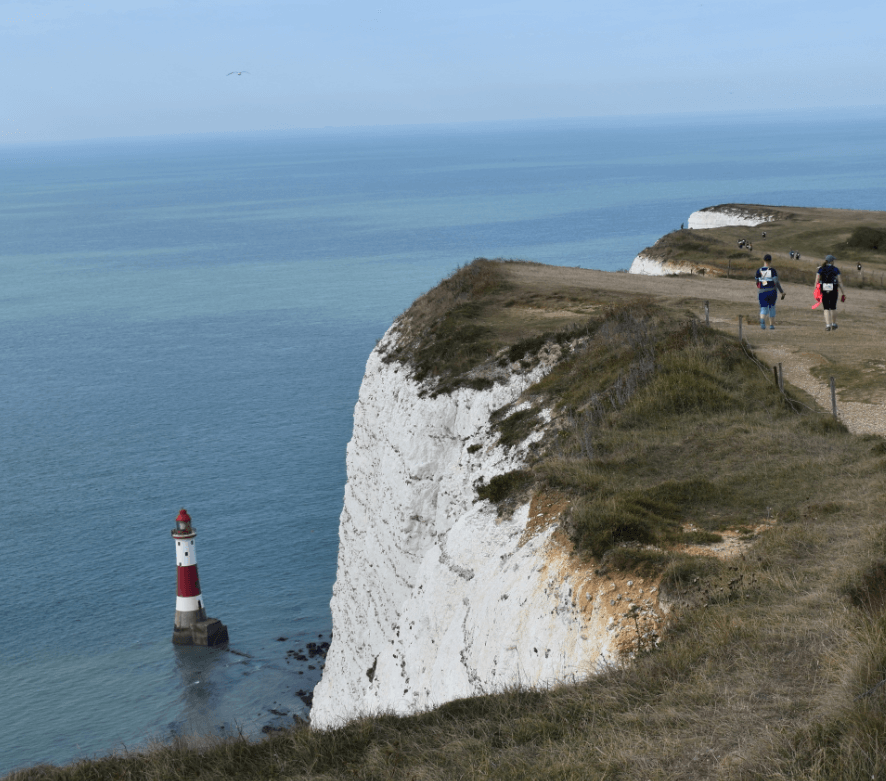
[475,469,532,504]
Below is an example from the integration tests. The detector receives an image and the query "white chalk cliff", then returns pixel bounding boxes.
[311,326,663,729]
[687,206,775,230]
[628,253,694,276]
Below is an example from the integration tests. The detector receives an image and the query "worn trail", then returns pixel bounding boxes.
[509,265,886,437]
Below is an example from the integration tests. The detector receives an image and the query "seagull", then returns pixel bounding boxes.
[227,71,249,76]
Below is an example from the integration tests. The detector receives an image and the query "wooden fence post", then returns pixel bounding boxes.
[778,363,784,392]
[830,376,838,420]
[738,315,743,341]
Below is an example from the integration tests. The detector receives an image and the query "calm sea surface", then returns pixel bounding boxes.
[2,111,886,774]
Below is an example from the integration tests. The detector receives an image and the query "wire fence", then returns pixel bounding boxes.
[703,301,841,421]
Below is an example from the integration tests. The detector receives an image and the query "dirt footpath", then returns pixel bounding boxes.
[510,265,886,437]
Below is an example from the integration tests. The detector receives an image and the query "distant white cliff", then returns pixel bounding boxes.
[629,253,689,276]
[687,206,775,230]
[629,205,776,275]
[311,326,663,729]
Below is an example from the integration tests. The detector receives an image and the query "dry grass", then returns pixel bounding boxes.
[808,356,886,403]
[380,258,607,395]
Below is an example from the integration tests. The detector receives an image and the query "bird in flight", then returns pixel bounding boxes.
[227,71,250,76]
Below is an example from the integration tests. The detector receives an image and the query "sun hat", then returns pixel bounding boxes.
[763,254,772,261]
[825,254,836,263]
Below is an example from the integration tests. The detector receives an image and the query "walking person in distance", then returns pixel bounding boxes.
[756,254,785,330]
[815,254,845,331]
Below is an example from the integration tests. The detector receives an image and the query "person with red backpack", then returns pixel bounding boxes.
[814,254,845,331]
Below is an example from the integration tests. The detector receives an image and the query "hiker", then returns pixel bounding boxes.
[814,254,845,331]
[756,254,785,330]
[790,250,795,259]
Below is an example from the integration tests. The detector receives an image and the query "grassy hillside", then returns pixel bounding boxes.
[642,204,886,289]
[9,245,886,780]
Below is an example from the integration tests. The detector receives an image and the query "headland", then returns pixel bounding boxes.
[10,205,886,781]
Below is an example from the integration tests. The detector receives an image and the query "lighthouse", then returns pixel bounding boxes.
[171,509,229,647]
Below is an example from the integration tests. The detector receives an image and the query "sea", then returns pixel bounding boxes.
[3,109,886,775]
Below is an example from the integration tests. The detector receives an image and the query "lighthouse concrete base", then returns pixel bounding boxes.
[172,618,229,647]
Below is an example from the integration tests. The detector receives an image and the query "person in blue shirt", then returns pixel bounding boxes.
[755,254,785,330]
[814,254,845,331]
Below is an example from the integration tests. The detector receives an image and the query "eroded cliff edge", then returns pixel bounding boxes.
[311,321,662,728]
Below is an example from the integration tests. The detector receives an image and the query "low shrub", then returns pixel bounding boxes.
[570,493,677,556]
[659,554,728,600]
[464,377,495,391]
[495,406,542,448]
[843,560,886,615]
[801,415,850,436]
[476,469,532,504]
[601,547,669,575]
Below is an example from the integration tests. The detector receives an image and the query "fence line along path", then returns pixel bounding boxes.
[757,346,886,437]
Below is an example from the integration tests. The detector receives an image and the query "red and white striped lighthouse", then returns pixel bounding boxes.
[171,509,229,647]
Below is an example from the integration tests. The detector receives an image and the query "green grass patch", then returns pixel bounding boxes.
[808,357,886,403]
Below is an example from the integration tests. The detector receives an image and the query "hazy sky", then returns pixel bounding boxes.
[2,0,885,144]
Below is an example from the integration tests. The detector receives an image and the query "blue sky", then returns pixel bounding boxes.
[2,0,884,144]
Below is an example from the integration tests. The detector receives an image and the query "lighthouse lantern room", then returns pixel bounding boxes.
[171,509,229,647]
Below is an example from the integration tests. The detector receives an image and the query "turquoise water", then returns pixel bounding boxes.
[2,112,886,775]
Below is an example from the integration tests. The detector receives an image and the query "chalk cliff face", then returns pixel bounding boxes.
[628,252,719,276]
[311,326,663,729]
[628,253,694,276]
[687,206,775,230]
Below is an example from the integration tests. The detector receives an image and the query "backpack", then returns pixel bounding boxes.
[819,265,838,284]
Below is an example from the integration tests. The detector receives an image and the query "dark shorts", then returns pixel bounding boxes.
[758,289,777,307]
[821,289,838,310]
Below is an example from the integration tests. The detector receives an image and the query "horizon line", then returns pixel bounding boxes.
[3,104,886,149]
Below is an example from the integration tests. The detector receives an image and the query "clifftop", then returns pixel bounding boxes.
[374,253,886,566]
